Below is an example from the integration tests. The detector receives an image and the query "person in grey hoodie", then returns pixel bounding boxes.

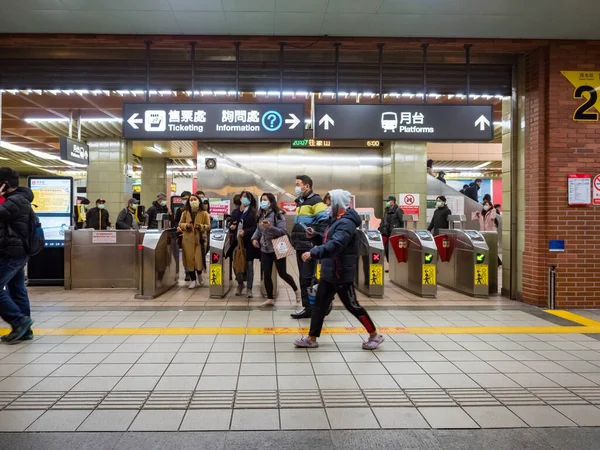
[252,193,300,307]
[294,189,384,351]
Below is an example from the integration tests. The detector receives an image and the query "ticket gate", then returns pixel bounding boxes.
[480,231,499,295]
[209,228,232,298]
[136,229,179,299]
[356,229,385,298]
[435,229,490,298]
[389,229,438,298]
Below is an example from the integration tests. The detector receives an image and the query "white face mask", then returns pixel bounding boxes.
[190,200,200,210]
[483,205,490,211]
[295,186,303,196]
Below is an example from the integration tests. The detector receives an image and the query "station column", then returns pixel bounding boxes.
[140,158,167,208]
[86,139,134,220]
[383,141,428,229]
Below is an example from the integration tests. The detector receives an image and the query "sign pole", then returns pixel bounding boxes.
[235,42,241,102]
[377,43,384,104]
[422,43,429,104]
[334,43,341,103]
[190,42,196,101]
[465,44,472,104]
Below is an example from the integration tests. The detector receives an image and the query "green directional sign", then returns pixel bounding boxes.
[476,253,486,264]
[424,253,434,264]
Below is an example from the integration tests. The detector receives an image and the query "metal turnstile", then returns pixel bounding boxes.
[356,229,385,298]
[208,228,232,298]
[480,231,499,295]
[64,229,142,289]
[435,229,490,298]
[389,229,438,298]
[136,229,178,299]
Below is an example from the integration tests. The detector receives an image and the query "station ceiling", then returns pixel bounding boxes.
[0,0,598,39]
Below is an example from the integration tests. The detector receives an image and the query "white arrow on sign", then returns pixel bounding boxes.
[127,113,143,130]
[319,114,335,130]
[285,113,301,129]
[474,115,490,131]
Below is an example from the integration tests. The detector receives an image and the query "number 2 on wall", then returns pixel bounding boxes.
[573,85,599,122]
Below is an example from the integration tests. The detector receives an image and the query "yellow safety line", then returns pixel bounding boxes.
[544,310,600,327]
[2,325,600,336]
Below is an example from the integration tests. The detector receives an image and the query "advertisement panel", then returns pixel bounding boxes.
[28,177,73,248]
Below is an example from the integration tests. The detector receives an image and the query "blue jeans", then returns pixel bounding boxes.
[0,257,31,328]
[235,261,254,290]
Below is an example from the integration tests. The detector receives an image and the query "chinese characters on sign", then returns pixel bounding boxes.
[123,103,305,140]
[561,71,600,122]
[567,174,591,206]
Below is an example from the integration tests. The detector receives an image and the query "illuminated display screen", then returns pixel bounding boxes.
[29,177,73,248]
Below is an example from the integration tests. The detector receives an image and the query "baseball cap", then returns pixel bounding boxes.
[128,198,139,205]
[95,198,106,204]
[385,195,396,202]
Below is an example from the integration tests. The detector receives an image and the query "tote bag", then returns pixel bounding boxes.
[272,234,295,260]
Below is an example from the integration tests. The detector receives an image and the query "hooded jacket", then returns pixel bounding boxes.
[0,187,34,259]
[465,183,480,202]
[309,189,361,284]
[146,200,171,229]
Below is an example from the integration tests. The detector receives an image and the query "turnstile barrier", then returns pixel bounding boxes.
[389,229,438,298]
[136,229,178,299]
[435,229,489,298]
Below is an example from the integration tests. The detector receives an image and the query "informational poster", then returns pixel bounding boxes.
[369,264,383,286]
[593,175,600,205]
[474,264,489,286]
[209,264,222,285]
[422,264,436,285]
[92,231,117,244]
[567,174,591,206]
[28,177,73,247]
[398,193,420,221]
[208,198,230,216]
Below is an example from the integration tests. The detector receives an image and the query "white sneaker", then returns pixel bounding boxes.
[259,299,275,307]
[188,280,197,289]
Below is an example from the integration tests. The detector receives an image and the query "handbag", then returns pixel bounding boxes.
[233,240,247,274]
[272,234,295,260]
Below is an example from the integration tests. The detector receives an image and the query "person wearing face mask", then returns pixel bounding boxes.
[427,195,451,236]
[179,194,211,289]
[74,198,90,229]
[379,195,405,262]
[86,198,110,230]
[116,198,140,230]
[294,189,384,350]
[227,194,242,260]
[175,191,192,280]
[235,191,260,297]
[476,200,498,232]
[145,192,171,229]
[291,175,329,319]
[252,193,300,307]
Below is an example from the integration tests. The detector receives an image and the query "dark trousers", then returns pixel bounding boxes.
[296,250,316,309]
[309,279,376,338]
[0,257,31,328]
[384,237,390,262]
[262,252,298,299]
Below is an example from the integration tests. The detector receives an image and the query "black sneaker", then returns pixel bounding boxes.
[2,318,33,345]
[291,308,312,319]
[2,328,35,343]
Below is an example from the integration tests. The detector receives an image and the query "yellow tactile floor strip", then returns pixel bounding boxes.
[2,312,598,336]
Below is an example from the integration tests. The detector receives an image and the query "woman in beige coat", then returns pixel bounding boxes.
[178,194,211,289]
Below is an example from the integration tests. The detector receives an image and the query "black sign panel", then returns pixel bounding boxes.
[59,137,89,165]
[314,104,494,141]
[122,103,305,140]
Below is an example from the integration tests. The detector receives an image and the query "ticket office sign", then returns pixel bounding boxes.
[123,103,305,140]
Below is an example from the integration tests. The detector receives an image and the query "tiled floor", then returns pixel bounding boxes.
[2,307,600,431]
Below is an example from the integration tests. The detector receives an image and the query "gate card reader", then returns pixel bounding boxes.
[209,228,232,298]
[435,229,489,298]
[389,229,438,298]
[356,229,385,299]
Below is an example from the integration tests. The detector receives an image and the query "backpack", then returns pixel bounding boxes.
[25,209,45,256]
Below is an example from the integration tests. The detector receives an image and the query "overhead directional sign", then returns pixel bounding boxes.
[122,103,305,140]
[314,104,494,141]
[59,136,89,166]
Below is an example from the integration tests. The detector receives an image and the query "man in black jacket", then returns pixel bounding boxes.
[146,192,171,229]
[0,168,34,344]
[86,199,110,230]
[428,195,452,236]
[290,175,329,319]
[465,179,482,202]
[380,195,405,262]
[116,198,140,230]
